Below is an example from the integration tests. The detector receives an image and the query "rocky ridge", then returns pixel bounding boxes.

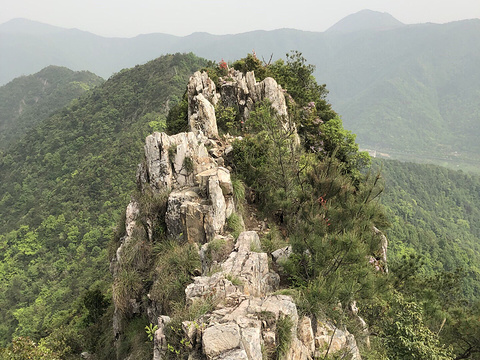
[111,68,362,359]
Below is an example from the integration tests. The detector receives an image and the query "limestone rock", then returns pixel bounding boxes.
[190,93,218,138]
[187,71,219,106]
[165,189,202,239]
[221,232,279,297]
[144,131,214,192]
[203,323,241,358]
[314,320,362,360]
[204,175,226,241]
[298,316,315,355]
[153,316,171,360]
[187,71,220,138]
[272,245,292,265]
[373,226,388,273]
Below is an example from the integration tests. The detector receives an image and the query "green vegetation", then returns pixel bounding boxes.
[377,159,480,299]
[0,65,103,149]
[0,53,209,356]
[275,315,293,358]
[2,49,480,359]
[228,53,478,359]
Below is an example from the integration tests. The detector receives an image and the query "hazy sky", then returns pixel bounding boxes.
[1,0,479,37]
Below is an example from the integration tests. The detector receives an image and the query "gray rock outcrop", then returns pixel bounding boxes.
[113,68,363,360]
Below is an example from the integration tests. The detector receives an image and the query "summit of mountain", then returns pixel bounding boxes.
[326,9,405,33]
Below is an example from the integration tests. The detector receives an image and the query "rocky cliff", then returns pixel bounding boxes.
[111,68,363,360]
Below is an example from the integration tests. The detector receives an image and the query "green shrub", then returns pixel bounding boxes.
[226,213,244,239]
[232,177,246,212]
[166,92,189,135]
[204,237,233,271]
[117,316,152,360]
[276,315,293,359]
[215,103,240,134]
[149,240,201,315]
[260,225,287,254]
[183,156,194,174]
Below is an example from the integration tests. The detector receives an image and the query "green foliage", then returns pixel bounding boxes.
[371,291,453,359]
[0,66,103,150]
[117,316,152,360]
[0,53,209,350]
[320,116,371,180]
[182,156,194,174]
[377,159,480,299]
[215,103,240,134]
[164,298,216,360]
[0,336,60,360]
[259,225,288,255]
[275,315,293,359]
[232,53,269,81]
[83,289,110,325]
[149,240,201,315]
[145,323,158,341]
[166,91,189,134]
[204,237,233,272]
[226,213,244,239]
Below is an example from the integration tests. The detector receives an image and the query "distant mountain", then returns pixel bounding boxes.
[0,18,67,35]
[0,65,103,149]
[326,9,405,33]
[1,15,480,169]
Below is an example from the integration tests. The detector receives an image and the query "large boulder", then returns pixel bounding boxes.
[187,71,220,138]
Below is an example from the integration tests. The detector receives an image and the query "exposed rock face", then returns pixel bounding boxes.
[373,226,388,273]
[113,68,363,360]
[187,69,290,134]
[178,230,361,360]
[187,71,220,138]
[219,69,288,121]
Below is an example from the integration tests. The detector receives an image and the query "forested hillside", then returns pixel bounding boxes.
[2,15,480,169]
[377,159,480,298]
[0,53,209,351]
[0,66,103,149]
[0,52,479,359]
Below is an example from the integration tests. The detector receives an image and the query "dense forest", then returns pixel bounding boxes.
[2,15,480,171]
[0,53,479,359]
[0,53,210,356]
[0,66,103,149]
[378,160,480,299]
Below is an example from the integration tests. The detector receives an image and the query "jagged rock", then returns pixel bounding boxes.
[153,316,171,360]
[212,349,248,360]
[298,316,315,355]
[144,131,214,192]
[221,232,279,297]
[186,273,241,306]
[187,71,220,138]
[314,320,362,360]
[165,189,202,239]
[182,201,207,244]
[218,69,288,124]
[203,323,241,358]
[187,71,219,106]
[239,326,263,360]
[254,77,288,117]
[271,245,292,265]
[204,175,227,241]
[190,93,219,138]
[373,226,388,273]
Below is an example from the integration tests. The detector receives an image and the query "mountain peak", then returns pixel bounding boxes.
[326,9,404,33]
[0,18,67,35]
